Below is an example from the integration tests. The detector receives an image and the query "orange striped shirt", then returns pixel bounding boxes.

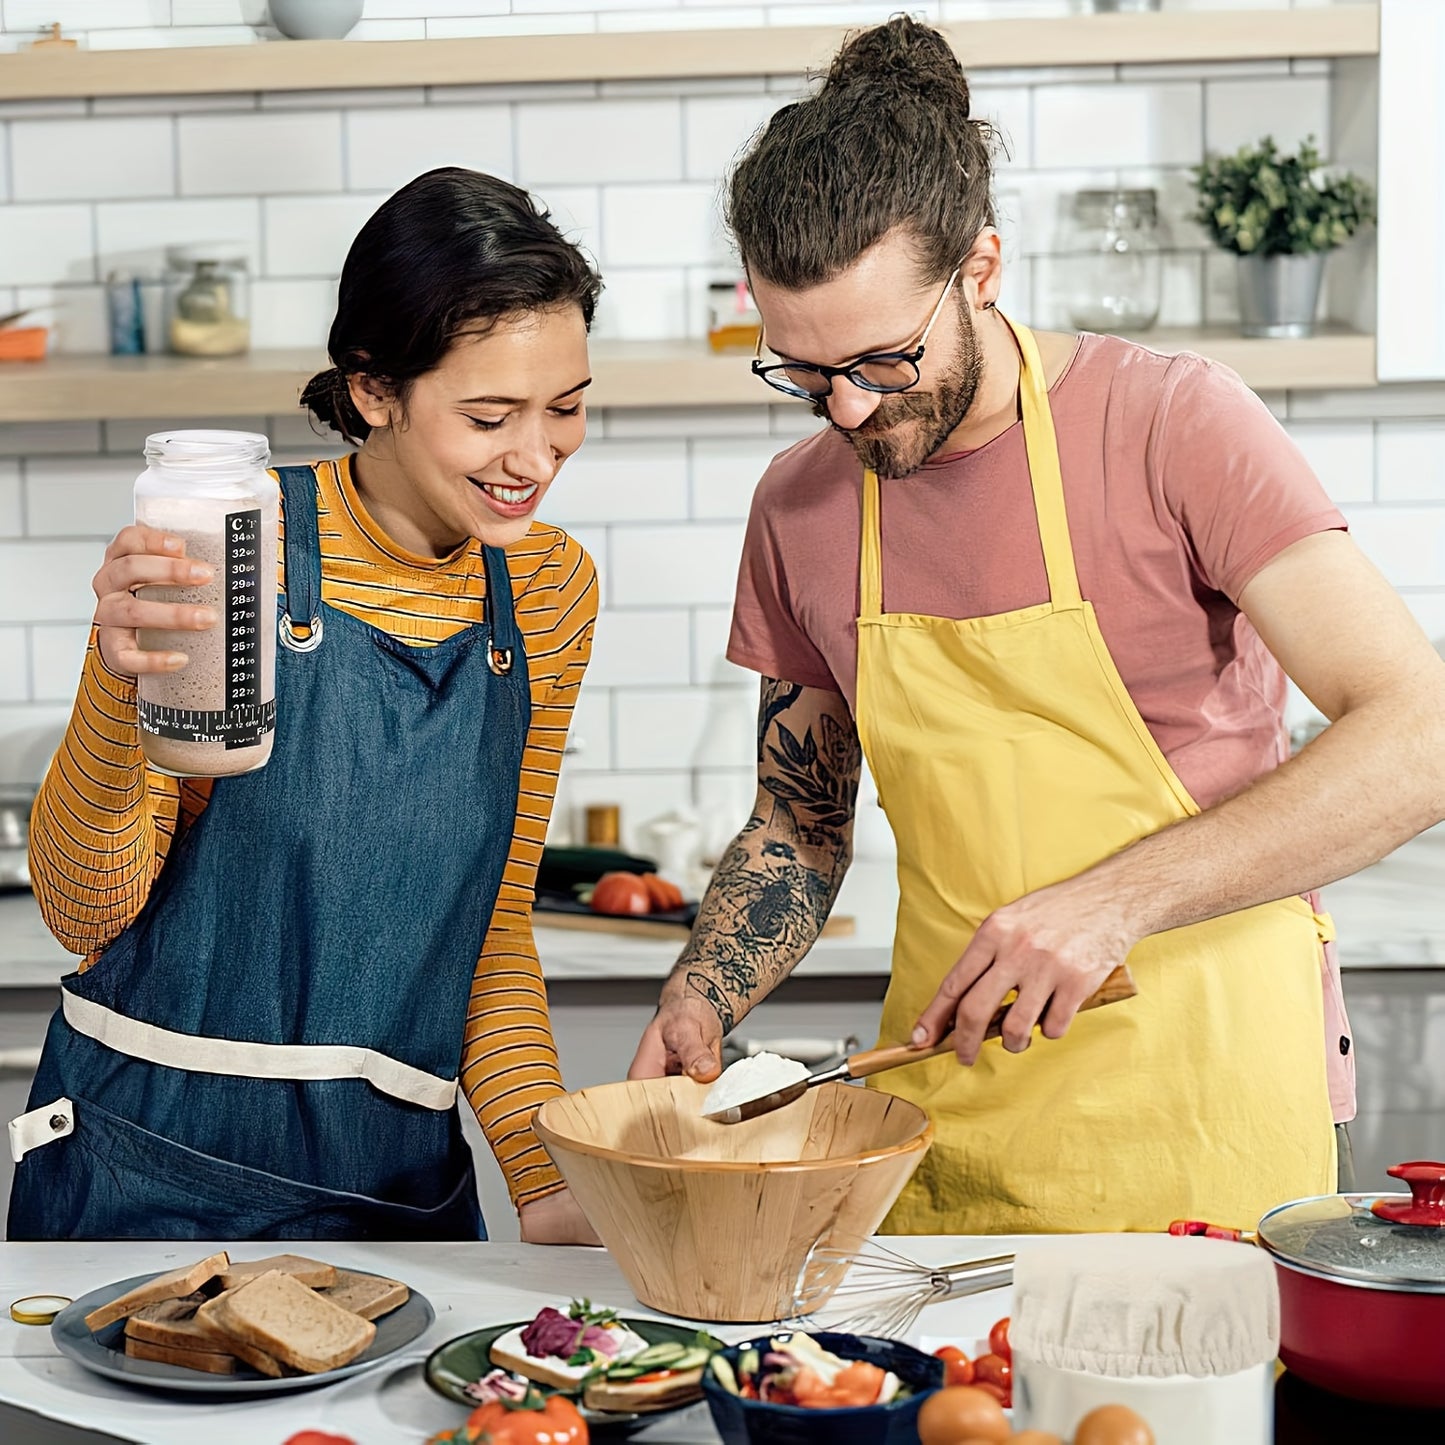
[28,454,596,1211]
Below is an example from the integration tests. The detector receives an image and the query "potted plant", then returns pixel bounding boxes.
[1192,136,1375,339]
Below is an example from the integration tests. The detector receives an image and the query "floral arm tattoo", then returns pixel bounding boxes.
[671,677,862,1034]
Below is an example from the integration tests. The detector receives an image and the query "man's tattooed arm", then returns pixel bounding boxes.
[665,677,863,1034]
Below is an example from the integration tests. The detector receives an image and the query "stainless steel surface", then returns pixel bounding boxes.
[1236,251,1327,339]
[0,787,33,890]
[793,1237,1015,1339]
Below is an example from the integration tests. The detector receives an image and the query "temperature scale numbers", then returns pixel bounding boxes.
[225,508,262,725]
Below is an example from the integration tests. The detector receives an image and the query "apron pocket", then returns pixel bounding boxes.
[12,1094,481,1241]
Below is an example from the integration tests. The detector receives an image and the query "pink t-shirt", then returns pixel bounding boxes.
[728,333,1356,1121]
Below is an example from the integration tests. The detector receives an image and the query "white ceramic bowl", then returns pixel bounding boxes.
[268,0,363,40]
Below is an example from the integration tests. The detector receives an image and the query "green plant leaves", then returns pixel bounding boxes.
[1191,135,1374,257]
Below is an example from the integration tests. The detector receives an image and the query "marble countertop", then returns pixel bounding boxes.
[2,825,1442,990]
[0,1235,1015,1444]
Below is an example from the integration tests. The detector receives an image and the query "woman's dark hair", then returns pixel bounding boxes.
[726,16,999,291]
[302,167,602,443]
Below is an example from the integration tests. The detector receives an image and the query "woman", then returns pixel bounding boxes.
[9,169,601,1243]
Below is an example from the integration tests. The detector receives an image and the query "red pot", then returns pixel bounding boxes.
[1257,1161,1445,1410]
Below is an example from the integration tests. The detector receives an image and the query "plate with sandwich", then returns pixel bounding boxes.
[51,1250,433,1396]
[425,1298,721,1437]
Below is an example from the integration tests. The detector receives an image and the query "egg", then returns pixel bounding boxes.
[1009,1433,1064,1445]
[915,1384,1011,1445]
[1072,1403,1156,1445]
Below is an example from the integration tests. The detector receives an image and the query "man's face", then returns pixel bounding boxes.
[749,232,987,478]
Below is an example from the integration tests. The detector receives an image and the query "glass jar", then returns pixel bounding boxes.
[708,279,762,353]
[164,244,251,357]
[134,430,278,778]
[1058,189,1162,333]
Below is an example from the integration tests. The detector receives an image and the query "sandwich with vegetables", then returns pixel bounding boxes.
[479,1300,715,1414]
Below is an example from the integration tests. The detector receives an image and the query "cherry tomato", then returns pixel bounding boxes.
[973,1352,1011,1392]
[284,1435,356,1445]
[466,1394,589,1444]
[973,1379,1009,1407]
[932,1344,976,1387]
[988,1315,1011,1363]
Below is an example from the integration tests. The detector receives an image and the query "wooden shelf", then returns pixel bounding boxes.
[0,7,1378,102]
[0,332,1377,423]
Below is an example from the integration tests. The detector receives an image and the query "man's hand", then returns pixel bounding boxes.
[911,878,1140,1064]
[627,993,724,1082]
[518,1186,602,1246]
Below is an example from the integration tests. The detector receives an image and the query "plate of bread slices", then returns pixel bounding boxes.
[51,1250,431,1395]
[426,1298,721,1436]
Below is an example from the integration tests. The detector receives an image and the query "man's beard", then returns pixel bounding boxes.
[817,303,984,479]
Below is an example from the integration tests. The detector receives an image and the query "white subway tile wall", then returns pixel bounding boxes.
[0,2,1441,840]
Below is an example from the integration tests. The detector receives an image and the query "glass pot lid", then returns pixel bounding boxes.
[1257,1161,1445,1293]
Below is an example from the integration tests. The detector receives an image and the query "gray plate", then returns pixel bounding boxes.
[51,1268,434,1398]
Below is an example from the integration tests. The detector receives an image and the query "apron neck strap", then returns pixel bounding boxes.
[480,545,520,656]
[277,465,323,632]
[1005,314,1082,607]
[857,314,1083,614]
[860,465,884,619]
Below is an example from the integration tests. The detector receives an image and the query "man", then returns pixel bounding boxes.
[629,17,1445,1233]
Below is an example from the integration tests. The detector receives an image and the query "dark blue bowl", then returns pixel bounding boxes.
[701,1330,944,1445]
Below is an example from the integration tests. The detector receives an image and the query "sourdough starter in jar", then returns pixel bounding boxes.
[134,430,279,777]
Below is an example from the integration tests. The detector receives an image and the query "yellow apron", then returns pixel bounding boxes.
[858,317,1335,1235]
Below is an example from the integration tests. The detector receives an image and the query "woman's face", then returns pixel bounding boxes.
[357,305,592,550]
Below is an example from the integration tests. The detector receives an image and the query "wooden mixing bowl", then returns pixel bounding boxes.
[533,1075,933,1322]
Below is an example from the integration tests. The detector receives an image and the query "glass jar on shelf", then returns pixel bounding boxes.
[164,243,252,357]
[707,279,762,353]
[1058,188,1162,334]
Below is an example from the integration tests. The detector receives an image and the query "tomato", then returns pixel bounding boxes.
[973,1353,1010,1392]
[283,1435,356,1445]
[466,1395,589,1444]
[931,1344,976,1387]
[640,873,685,911]
[973,1379,1009,1407]
[589,872,650,916]
[988,1315,1011,1363]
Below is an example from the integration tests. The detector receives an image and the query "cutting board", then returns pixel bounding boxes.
[533,893,856,942]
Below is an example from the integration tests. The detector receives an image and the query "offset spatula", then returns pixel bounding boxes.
[703,963,1137,1124]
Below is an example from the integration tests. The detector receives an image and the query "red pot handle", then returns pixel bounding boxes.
[1371,1161,1445,1227]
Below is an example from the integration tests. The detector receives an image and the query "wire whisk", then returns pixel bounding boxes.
[790,1236,1014,1340]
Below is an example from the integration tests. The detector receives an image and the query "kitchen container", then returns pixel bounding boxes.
[268,0,363,40]
[701,1332,943,1445]
[1257,1159,1445,1409]
[0,785,34,889]
[1058,188,1162,333]
[533,1075,932,1322]
[134,430,278,778]
[1011,1233,1278,1445]
[164,244,251,357]
[708,280,762,353]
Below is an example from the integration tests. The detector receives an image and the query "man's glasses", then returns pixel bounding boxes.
[751,265,963,400]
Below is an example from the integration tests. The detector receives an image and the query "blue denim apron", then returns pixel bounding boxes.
[8,465,529,1240]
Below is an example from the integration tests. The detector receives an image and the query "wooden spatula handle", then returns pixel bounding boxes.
[845,963,1137,1079]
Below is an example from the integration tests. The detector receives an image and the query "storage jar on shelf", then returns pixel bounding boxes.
[164,244,252,357]
[1057,188,1162,334]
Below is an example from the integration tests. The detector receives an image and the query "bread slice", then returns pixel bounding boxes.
[129,1291,286,1378]
[316,1269,409,1322]
[583,1367,706,1414]
[216,1255,338,1291]
[85,1252,230,1332]
[124,1336,236,1375]
[124,1292,212,1346]
[196,1270,375,1375]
